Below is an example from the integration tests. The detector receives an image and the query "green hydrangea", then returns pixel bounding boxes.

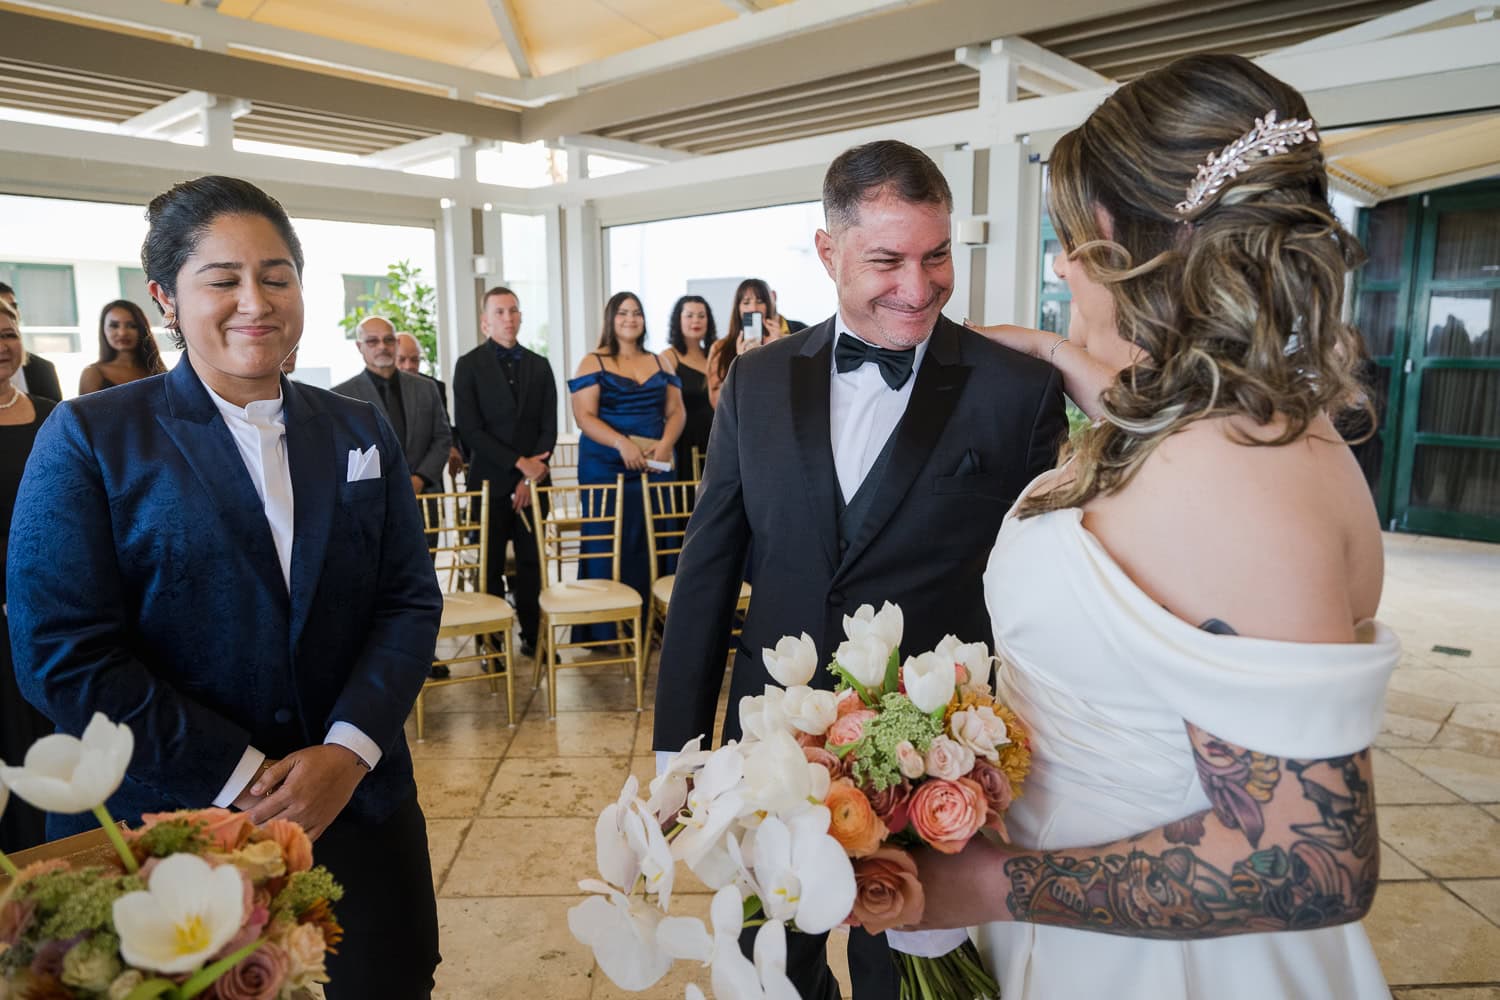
[272,866,345,918]
[840,692,942,792]
[20,869,144,941]
[134,818,211,859]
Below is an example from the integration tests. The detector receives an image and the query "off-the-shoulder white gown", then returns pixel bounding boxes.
[975,488,1400,999]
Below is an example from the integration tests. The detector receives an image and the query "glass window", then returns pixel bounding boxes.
[1408,445,1500,519]
[499,212,551,355]
[1423,290,1499,358]
[1040,238,1066,295]
[1362,200,1407,284]
[1039,299,1070,337]
[1433,209,1500,281]
[342,274,391,320]
[1353,290,1399,358]
[118,266,151,306]
[476,142,567,189]
[588,155,647,178]
[0,262,77,327]
[1417,369,1500,438]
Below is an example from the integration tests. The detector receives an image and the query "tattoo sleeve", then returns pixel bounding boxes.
[1002,724,1379,939]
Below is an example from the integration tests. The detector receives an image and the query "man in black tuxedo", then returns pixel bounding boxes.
[653,140,1067,999]
[453,286,557,657]
[0,282,62,401]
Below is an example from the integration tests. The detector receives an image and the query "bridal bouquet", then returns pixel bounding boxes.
[569,602,1029,1000]
[0,714,342,1000]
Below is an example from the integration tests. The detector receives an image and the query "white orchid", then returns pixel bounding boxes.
[597,776,647,892]
[673,745,752,889]
[761,633,819,688]
[937,635,995,693]
[833,634,891,692]
[743,809,855,935]
[780,687,839,737]
[948,705,1011,761]
[0,768,15,880]
[742,730,829,818]
[647,737,712,826]
[842,602,903,649]
[739,687,790,742]
[0,712,133,814]
[112,853,245,975]
[570,881,675,991]
[627,799,678,910]
[902,651,957,714]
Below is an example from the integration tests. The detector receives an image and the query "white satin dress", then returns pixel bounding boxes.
[974,495,1400,999]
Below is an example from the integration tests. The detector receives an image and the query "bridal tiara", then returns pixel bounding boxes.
[1175,109,1319,216]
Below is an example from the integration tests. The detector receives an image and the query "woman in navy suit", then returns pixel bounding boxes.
[8,177,443,998]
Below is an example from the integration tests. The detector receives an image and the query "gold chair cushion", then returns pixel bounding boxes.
[538,579,642,614]
[440,592,516,631]
[651,575,750,606]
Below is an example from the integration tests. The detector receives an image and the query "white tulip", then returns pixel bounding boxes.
[780,687,839,737]
[762,633,819,688]
[742,731,827,817]
[834,634,892,692]
[936,635,994,692]
[843,602,904,649]
[739,687,790,742]
[0,713,133,814]
[902,652,957,714]
[112,853,245,975]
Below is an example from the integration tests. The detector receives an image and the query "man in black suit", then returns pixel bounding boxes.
[652,140,1067,1000]
[453,286,557,657]
[0,282,62,401]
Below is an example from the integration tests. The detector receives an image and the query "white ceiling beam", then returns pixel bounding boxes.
[988,35,1113,91]
[485,0,533,80]
[1386,159,1500,198]
[117,90,212,137]
[1276,0,1496,55]
[719,0,757,13]
[1322,114,1490,158]
[554,133,691,163]
[362,132,471,168]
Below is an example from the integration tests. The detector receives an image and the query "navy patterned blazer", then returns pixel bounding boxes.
[6,357,442,835]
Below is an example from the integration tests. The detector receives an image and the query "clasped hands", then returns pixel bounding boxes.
[615,438,671,472]
[231,744,369,841]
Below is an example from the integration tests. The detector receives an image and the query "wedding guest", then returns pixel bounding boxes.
[661,295,717,476]
[77,298,167,394]
[0,299,53,853]
[569,291,685,633]
[917,54,1399,1000]
[0,282,62,402]
[397,331,464,478]
[8,176,443,997]
[706,278,790,407]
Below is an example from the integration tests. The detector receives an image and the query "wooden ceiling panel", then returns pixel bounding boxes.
[592,0,739,41]
[1335,117,1500,188]
[510,0,659,76]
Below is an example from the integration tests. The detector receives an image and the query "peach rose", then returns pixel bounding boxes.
[835,689,865,718]
[260,818,314,874]
[193,808,257,851]
[804,745,849,781]
[850,847,925,934]
[825,778,888,858]
[908,778,986,854]
[895,740,925,780]
[827,709,877,749]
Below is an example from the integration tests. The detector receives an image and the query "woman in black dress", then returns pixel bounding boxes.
[661,295,717,477]
[78,298,167,395]
[0,299,54,852]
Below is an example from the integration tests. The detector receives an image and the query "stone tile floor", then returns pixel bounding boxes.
[410,531,1500,999]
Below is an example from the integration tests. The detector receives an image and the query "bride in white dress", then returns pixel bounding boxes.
[910,54,1400,998]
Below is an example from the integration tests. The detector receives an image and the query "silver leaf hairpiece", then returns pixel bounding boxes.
[1175,109,1319,216]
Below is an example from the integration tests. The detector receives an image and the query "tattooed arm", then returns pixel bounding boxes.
[913,722,1379,938]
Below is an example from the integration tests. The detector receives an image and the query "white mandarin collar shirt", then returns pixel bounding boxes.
[202,380,381,805]
[828,314,930,504]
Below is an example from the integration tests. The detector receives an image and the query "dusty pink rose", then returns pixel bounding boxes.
[205,941,289,1000]
[214,903,270,961]
[923,736,974,782]
[909,778,987,854]
[259,819,314,874]
[0,898,36,946]
[850,847,925,934]
[865,781,913,834]
[827,709,877,748]
[895,740,925,780]
[803,745,849,780]
[795,730,825,749]
[969,759,1014,838]
[835,689,865,719]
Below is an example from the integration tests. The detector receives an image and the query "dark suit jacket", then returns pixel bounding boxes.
[7,359,442,833]
[20,354,61,402]
[331,369,451,489]
[452,343,557,492]
[653,316,1067,751]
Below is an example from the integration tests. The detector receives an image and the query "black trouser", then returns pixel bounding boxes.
[474,484,541,644]
[741,924,898,1000]
[317,793,440,999]
[1,607,50,853]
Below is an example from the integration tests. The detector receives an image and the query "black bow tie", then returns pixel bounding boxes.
[491,341,524,364]
[834,333,915,390]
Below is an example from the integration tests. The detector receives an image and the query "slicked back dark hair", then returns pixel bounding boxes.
[142,176,304,349]
[668,295,717,355]
[822,140,953,231]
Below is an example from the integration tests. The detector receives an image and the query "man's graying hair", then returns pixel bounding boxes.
[822,140,953,231]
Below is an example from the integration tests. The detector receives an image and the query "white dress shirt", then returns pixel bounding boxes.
[202,383,380,807]
[829,314,929,503]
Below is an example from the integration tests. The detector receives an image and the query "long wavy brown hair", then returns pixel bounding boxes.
[1019,53,1371,518]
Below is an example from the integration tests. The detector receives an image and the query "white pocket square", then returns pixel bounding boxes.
[347,445,381,482]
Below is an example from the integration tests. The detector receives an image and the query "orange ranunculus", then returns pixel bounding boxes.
[260,818,315,873]
[908,778,986,854]
[825,778,888,858]
[850,847,925,934]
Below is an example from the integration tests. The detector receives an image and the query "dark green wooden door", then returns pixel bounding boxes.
[1389,190,1500,542]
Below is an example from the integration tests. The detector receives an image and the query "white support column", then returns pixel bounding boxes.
[941,147,978,325]
[981,142,1041,327]
[435,142,482,378]
[202,94,237,151]
[543,202,566,378]
[561,200,601,425]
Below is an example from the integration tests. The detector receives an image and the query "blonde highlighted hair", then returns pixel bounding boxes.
[1019,54,1371,518]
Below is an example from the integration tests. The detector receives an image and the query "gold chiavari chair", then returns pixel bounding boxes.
[549,436,581,487]
[413,481,517,738]
[530,475,644,718]
[642,473,750,651]
[690,446,706,482]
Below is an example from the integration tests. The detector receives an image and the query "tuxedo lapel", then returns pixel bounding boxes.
[836,319,971,577]
[158,361,288,603]
[789,322,840,572]
[284,379,336,651]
